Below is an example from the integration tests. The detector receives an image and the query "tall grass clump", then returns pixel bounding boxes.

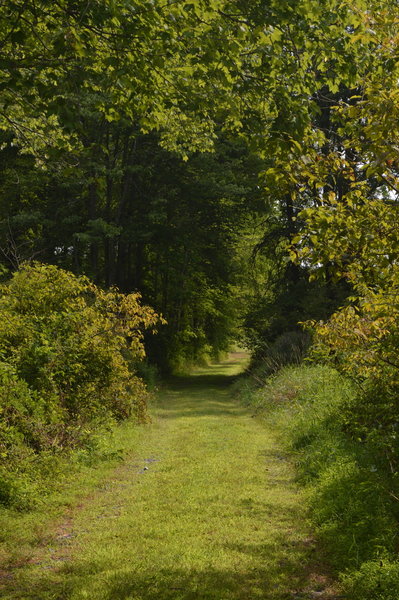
[248,331,311,384]
[0,262,161,509]
[235,362,399,599]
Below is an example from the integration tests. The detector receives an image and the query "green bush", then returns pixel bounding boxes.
[0,262,161,508]
[133,360,160,391]
[341,559,399,600]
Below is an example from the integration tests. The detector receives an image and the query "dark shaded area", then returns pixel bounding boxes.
[166,355,246,390]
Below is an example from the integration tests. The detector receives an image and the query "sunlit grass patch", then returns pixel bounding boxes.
[1,353,313,600]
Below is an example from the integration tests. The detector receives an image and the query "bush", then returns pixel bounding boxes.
[0,262,161,507]
[133,360,160,391]
[342,559,399,600]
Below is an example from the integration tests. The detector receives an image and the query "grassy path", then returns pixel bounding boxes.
[2,354,331,600]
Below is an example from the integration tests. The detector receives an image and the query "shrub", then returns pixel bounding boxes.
[0,262,162,507]
[341,559,399,600]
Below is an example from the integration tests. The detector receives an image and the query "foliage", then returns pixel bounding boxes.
[264,7,399,538]
[0,0,370,157]
[2,4,399,589]
[231,1,399,356]
[235,363,399,598]
[0,0,388,368]
[242,331,311,383]
[0,0,249,156]
[0,262,161,507]
[341,560,399,600]
[0,131,263,372]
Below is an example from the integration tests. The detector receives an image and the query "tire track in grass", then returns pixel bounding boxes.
[1,354,338,600]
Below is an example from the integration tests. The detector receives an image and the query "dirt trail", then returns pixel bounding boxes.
[1,354,337,599]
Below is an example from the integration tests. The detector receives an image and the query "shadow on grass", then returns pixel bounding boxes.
[167,354,249,391]
[2,500,312,599]
[158,382,248,420]
[167,372,241,391]
[154,356,251,421]
[156,397,249,419]
[4,537,314,600]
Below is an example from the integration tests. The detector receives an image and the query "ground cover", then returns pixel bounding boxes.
[236,362,399,600]
[0,354,335,599]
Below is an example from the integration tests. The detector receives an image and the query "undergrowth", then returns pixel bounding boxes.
[0,262,161,509]
[234,363,399,599]
[0,416,141,572]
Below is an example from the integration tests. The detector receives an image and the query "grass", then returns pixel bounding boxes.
[236,362,399,600]
[0,419,143,577]
[0,353,327,600]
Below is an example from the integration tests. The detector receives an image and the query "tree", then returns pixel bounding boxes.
[284,3,399,471]
[0,0,390,370]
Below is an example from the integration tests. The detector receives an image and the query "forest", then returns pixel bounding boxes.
[0,1,399,599]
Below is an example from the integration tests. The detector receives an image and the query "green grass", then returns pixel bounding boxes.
[0,419,143,575]
[0,354,322,600]
[236,362,399,600]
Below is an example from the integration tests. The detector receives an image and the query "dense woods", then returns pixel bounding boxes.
[1,0,399,597]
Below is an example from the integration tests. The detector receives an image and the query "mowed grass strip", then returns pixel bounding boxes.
[2,355,314,600]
